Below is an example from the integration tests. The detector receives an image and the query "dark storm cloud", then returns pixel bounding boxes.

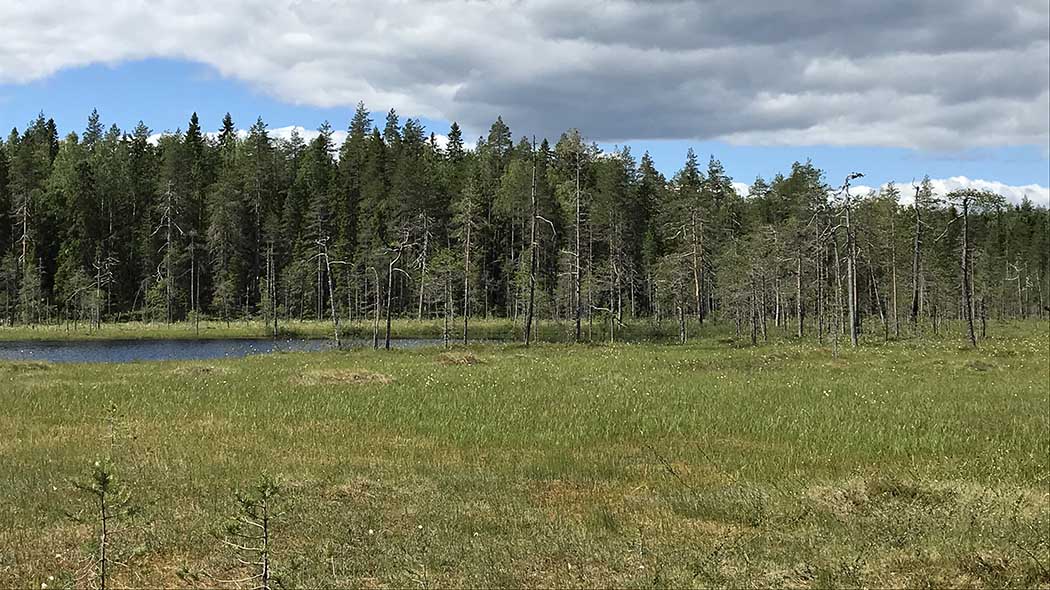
[1,0,1046,149]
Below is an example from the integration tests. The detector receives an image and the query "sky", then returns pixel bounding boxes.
[1,1,1047,205]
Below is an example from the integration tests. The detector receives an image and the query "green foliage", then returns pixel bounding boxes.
[0,109,1044,347]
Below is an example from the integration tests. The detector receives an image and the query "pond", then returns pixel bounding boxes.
[0,338,448,363]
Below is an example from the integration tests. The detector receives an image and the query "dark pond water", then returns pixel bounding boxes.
[0,338,447,363]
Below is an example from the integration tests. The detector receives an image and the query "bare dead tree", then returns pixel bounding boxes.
[367,266,380,350]
[1006,260,1024,319]
[187,231,200,335]
[889,205,900,339]
[152,182,183,325]
[385,237,414,350]
[573,143,583,343]
[443,263,452,349]
[832,229,844,355]
[416,212,433,321]
[456,189,480,345]
[831,172,865,347]
[266,242,278,339]
[795,246,804,338]
[909,183,925,332]
[522,140,554,346]
[942,189,1005,347]
[15,190,33,324]
[91,251,117,331]
[524,137,539,346]
[312,237,344,347]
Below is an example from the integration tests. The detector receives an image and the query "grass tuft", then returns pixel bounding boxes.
[435,351,486,366]
[295,368,395,386]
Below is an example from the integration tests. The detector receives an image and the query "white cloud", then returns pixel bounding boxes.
[146,125,348,150]
[267,125,348,150]
[0,1,1046,152]
[923,176,1049,207]
[847,177,1050,207]
[733,177,1048,207]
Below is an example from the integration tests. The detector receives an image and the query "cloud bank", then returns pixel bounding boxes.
[837,177,1048,206]
[2,0,1047,151]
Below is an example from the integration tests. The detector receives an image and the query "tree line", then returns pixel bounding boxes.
[1,107,1046,345]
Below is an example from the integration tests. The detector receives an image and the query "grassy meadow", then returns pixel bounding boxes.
[0,321,1048,588]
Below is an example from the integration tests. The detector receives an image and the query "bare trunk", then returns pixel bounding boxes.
[524,138,539,347]
[833,233,844,353]
[961,199,976,347]
[385,249,401,350]
[417,215,429,321]
[870,263,888,341]
[691,215,702,322]
[463,223,471,345]
[796,249,804,338]
[845,197,858,347]
[573,152,582,343]
[890,214,899,339]
[320,247,341,347]
[370,268,380,350]
[909,186,923,331]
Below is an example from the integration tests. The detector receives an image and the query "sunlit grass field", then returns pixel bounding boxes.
[1,321,1047,588]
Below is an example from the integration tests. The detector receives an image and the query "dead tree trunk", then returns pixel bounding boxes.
[164,184,176,324]
[890,212,900,339]
[267,243,278,339]
[909,184,923,332]
[417,214,430,321]
[691,213,702,322]
[463,220,471,345]
[870,263,888,341]
[573,149,583,343]
[524,138,539,347]
[369,267,380,350]
[833,231,844,352]
[385,247,404,350]
[960,196,976,347]
[841,173,863,347]
[317,240,341,347]
[749,272,758,346]
[443,269,452,349]
[796,248,804,338]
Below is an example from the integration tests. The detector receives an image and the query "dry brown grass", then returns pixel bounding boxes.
[171,365,231,376]
[435,351,486,366]
[295,368,394,386]
[2,360,52,373]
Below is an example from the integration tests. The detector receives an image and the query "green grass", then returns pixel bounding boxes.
[1,322,1047,588]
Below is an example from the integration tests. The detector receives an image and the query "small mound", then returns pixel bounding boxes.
[866,476,955,506]
[297,368,393,386]
[808,476,955,518]
[964,359,997,372]
[172,365,229,376]
[3,361,52,373]
[436,351,485,366]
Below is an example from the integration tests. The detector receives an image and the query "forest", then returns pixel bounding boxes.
[1,106,1047,345]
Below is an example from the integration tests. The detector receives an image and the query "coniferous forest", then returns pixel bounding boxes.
[1,107,1047,343]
